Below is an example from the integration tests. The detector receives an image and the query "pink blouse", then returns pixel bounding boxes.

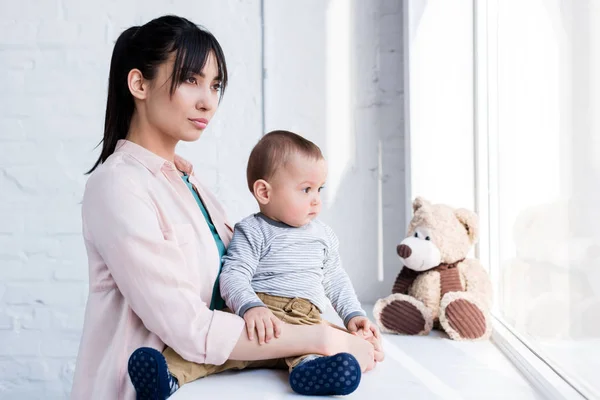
[71,140,245,399]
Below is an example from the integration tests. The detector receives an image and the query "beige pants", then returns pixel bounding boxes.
[164,292,322,387]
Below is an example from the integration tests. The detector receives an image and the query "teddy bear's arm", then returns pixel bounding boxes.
[392,267,420,294]
[409,271,442,319]
[459,258,493,309]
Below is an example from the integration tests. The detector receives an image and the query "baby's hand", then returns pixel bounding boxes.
[347,316,380,339]
[353,328,374,340]
[347,316,385,363]
[243,306,283,345]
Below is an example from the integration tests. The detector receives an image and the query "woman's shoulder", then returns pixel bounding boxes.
[84,152,152,198]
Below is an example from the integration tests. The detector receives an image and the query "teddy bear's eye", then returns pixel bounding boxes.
[425,236,431,241]
[414,232,418,238]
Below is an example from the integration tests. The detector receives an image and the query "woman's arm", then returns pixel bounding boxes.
[84,173,245,366]
[229,322,376,372]
[84,171,375,370]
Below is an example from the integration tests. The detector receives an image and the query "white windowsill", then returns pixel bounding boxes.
[491,318,591,400]
[171,305,544,399]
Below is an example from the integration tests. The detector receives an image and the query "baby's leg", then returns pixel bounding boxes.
[128,346,257,399]
[256,293,362,396]
[163,346,255,385]
[128,308,256,399]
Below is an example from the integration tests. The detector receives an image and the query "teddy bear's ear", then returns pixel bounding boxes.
[455,208,479,243]
[413,197,431,213]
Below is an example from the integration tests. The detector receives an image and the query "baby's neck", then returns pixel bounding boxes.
[257,208,309,229]
[257,206,278,222]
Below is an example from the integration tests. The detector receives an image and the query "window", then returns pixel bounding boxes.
[475,0,600,397]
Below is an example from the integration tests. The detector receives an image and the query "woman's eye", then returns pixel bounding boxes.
[212,82,222,91]
[185,76,197,84]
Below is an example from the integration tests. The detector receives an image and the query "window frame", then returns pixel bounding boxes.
[473,1,591,398]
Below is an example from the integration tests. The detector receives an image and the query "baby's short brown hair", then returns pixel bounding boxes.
[246,130,324,192]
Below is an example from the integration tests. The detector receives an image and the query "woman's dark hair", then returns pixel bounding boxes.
[87,15,228,174]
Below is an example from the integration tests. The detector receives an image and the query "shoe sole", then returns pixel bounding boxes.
[128,347,171,400]
[289,352,361,396]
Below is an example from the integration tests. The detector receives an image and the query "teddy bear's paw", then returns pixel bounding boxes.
[439,292,491,340]
[374,294,433,335]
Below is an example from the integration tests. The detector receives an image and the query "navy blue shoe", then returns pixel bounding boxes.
[128,347,179,400]
[289,353,361,396]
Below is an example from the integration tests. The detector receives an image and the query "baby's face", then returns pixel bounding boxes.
[267,154,327,227]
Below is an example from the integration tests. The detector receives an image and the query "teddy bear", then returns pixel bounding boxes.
[373,197,493,341]
[501,202,600,340]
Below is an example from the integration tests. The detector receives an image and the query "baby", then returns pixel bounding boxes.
[129,130,380,398]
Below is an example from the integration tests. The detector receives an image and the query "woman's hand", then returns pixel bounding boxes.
[243,306,283,345]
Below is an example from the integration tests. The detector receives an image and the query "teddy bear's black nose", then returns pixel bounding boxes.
[397,244,412,258]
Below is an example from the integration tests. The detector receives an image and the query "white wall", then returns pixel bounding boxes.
[407,0,475,210]
[264,0,406,304]
[0,1,262,398]
[0,1,405,397]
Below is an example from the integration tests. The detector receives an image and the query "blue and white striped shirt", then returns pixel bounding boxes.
[219,213,366,327]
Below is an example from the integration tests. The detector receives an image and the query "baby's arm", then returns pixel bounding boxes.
[322,226,382,344]
[220,220,281,344]
[321,226,368,327]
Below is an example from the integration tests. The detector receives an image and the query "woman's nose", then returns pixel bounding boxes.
[196,87,217,111]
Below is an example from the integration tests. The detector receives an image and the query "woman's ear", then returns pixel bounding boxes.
[253,179,271,205]
[127,68,148,100]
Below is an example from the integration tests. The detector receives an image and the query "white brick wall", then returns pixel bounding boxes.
[0,1,261,398]
[0,1,404,398]
[263,0,406,303]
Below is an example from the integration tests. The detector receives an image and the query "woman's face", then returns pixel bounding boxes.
[143,52,222,143]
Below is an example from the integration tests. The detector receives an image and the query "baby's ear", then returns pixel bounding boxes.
[413,197,431,213]
[455,208,479,243]
[252,179,271,205]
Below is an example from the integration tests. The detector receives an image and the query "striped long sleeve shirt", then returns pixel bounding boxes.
[219,213,366,327]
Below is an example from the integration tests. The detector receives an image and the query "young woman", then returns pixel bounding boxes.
[71,15,380,400]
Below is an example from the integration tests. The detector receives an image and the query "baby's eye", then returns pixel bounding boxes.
[318,186,325,192]
[303,187,311,193]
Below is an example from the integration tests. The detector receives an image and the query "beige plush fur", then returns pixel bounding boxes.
[408,271,442,320]
[408,198,477,264]
[374,197,494,341]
